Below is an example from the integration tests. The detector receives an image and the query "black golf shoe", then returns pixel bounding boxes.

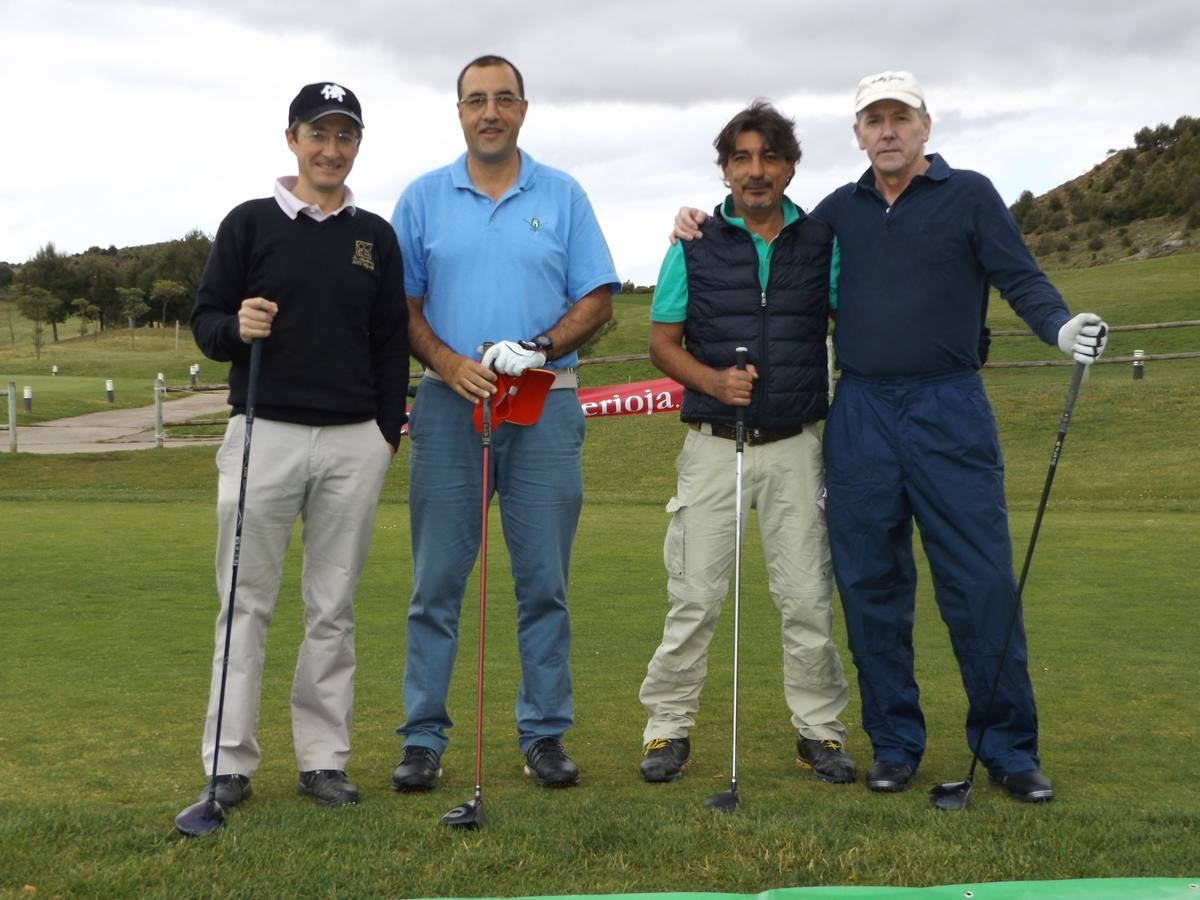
[391,746,442,792]
[991,769,1054,802]
[197,774,251,809]
[796,737,857,784]
[523,737,579,787]
[866,760,914,792]
[639,737,691,783]
[298,769,360,807]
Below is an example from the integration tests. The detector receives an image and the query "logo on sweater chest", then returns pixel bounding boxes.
[351,240,375,272]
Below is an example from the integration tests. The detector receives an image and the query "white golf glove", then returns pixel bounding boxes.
[480,340,546,375]
[1057,313,1108,365]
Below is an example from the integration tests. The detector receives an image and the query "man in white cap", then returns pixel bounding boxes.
[673,71,1107,803]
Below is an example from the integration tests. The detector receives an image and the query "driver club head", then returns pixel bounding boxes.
[441,798,484,830]
[704,788,740,813]
[929,778,973,811]
[174,796,226,836]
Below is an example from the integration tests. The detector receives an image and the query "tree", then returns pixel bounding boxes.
[76,254,120,331]
[21,243,72,342]
[117,286,149,347]
[0,263,13,348]
[158,229,212,295]
[1009,190,1038,232]
[72,297,100,339]
[14,285,63,359]
[149,278,189,326]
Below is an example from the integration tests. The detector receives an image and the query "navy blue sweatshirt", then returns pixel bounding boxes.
[191,198,409,445]
[812,154,1069,378]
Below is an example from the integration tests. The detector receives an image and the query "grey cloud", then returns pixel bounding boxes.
[152,0,1200,104]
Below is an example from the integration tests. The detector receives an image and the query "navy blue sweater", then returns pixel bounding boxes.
[191,199,409,445]
[812,154,1069,378]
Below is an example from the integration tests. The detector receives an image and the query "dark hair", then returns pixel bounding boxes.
[457,55,525,100]
[714,100,801,167]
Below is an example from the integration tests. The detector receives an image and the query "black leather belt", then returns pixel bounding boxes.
[688,421,803,446]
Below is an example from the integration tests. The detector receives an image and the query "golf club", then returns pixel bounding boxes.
[442,391,492,830]
[176,338,263,837]
[706,346,749,813]
[930,360,1090,811]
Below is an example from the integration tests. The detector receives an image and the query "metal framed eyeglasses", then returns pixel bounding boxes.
[457,93,524,112]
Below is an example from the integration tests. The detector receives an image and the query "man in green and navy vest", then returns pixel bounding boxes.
[637,101,855,786]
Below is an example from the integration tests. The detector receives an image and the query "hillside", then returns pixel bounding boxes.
[1010,115,1199,270]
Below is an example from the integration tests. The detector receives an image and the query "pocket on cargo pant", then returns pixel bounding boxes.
[663,496,687,578]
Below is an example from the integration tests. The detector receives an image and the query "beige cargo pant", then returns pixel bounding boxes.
[639,425,849,744]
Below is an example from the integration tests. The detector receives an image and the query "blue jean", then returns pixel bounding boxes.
[400,377,584,755]
[823,370,1040,777]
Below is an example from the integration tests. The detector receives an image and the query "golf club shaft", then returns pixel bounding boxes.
[474,395,492,798]
[962,361,1086,782]
[208,338,263,796]
[729,347,749,790]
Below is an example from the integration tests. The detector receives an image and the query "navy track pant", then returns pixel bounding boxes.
[823,369,1040,777]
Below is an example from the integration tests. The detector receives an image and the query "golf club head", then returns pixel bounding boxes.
[441,798,484,830]
[174,796,225,836]
[929,778,973,811]
[704,788,740,812]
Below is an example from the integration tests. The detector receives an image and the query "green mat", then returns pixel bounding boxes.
[439,879,1199,900]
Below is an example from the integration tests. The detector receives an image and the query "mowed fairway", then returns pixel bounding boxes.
[1,258,1198,897]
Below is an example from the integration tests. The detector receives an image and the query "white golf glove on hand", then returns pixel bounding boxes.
[1057,313,1108,365]
[480,340,546,375]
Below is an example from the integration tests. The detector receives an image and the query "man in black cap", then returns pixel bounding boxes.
[188,82,408,810]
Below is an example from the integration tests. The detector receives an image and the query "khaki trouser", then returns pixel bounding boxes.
[202,417,392,776]
[639,425,849,743]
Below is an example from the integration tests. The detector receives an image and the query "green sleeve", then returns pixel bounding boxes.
[649,241,688,323]
[828,236,840,312]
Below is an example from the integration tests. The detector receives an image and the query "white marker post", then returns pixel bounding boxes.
[105,379,115,403]
[6,382,16,453]
[1132,349,1145,380]
[155,374,166,448]
[23,386,32,413]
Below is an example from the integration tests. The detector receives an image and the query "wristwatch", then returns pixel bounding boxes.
[520,333,554,362]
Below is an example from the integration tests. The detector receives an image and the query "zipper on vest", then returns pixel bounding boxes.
[757,290,769,414]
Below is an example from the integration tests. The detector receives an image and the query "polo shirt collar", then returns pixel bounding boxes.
[450,149,538,195]
[855,153,949,194]
[718,194,802,229]
[274,176,357,221]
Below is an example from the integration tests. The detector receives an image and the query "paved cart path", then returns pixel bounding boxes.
[3,391,232,454]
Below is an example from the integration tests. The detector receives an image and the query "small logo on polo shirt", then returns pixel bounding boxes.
[352,240,375,271]
[528,217,541,232]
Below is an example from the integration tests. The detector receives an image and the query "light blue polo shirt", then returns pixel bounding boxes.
[393,150,620,369]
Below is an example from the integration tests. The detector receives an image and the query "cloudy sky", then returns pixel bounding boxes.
[4,0,1197,284]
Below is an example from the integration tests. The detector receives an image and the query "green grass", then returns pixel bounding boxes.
[1,258,1198,897]
[987,254,1200,361]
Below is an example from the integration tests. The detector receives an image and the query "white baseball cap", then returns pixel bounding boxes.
[854,71,926,114]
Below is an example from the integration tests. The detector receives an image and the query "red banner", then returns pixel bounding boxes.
[577,377,682,417]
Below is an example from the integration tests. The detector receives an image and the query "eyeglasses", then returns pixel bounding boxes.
[457,93,524,112]
[299,127,360,147]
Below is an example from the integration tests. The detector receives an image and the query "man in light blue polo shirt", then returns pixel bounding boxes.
[390,54,618,791]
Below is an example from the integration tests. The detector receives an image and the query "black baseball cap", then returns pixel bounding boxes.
[288,82,365,128]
